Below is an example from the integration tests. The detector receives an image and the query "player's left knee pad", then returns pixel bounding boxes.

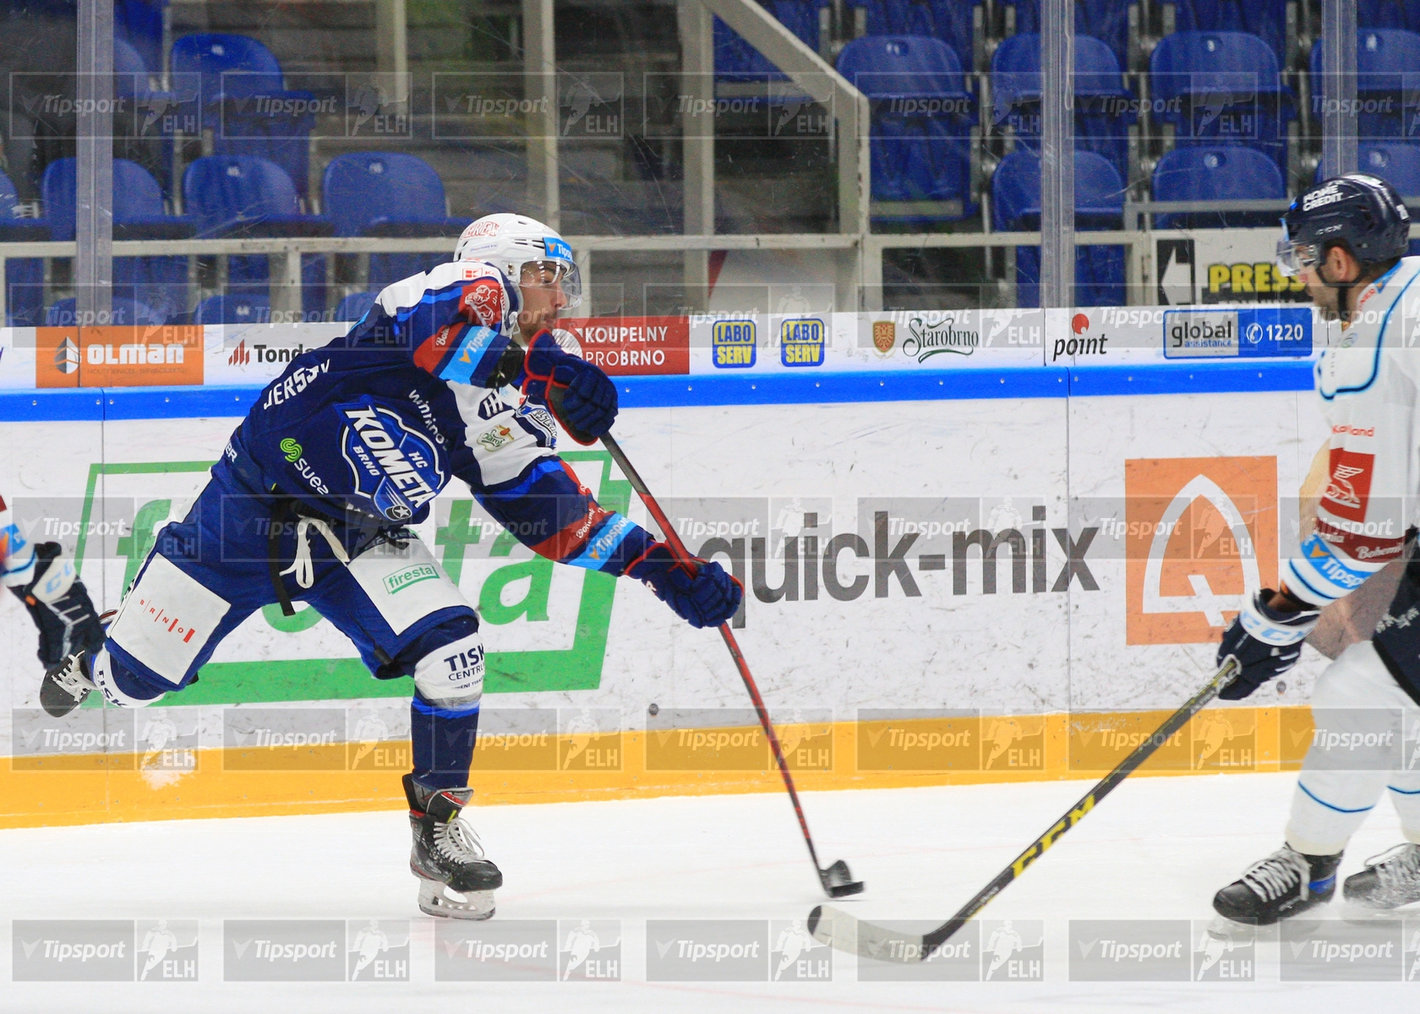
[89,648,167,709]
[410,623,485,711]
[1306,642,1407,772]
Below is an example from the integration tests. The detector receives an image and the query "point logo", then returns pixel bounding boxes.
[1124,456,1277,645]
[1072,313,1089,334]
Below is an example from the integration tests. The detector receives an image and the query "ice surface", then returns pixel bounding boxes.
[3,771,1418,1012]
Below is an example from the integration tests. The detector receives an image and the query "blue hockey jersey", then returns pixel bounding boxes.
[219,259,655,576]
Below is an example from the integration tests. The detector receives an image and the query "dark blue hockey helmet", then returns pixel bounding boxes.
[1277,173,1410,277]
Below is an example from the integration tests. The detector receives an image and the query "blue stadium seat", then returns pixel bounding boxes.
[1310,30,1420,142]
[1357,141,1420,197]
[998,1,1135,71]
[991,33,1135,179]
[845,0,979,73]
[715,2,825,81]
[322,152,465,285]
[171,33,318,198]
[41,157,194,323]
[0,168,47,326]
[182,154,331,314]
[1160,0,1291,68]
[1150,31,1295,174]
[335,289,380,323]
[991,149,1126,307]
[1152,145,1285,228]
[836,35,977,221]
[115,0,167,77]
[1357,0,1420,31]
[191,293,271,325]
[45,297,165,327]
[1346,142,1420,255]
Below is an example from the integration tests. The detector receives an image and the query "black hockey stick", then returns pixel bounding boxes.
[600,430,865,900]
[807,656,1242,960]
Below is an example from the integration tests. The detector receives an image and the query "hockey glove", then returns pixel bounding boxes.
[1216,589,1320,700]
[520,330,618,444]
[627,543,743,628]
[10,542,106,670]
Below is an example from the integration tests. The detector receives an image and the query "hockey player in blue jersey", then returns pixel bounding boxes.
[39,212,742,919]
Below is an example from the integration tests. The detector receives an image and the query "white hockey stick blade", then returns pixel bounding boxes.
[807,904,931,963]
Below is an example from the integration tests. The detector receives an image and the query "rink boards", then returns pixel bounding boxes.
[0,315,1343,826]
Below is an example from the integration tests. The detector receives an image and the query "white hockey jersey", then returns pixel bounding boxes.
[1285,256,1420,605]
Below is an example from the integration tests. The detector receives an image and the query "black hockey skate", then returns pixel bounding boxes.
[404,774,503,919]
[1343,844,1420,910]
[1213,844,1341,925]
[39,651,96,718]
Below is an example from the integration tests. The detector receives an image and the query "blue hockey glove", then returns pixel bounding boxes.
[1216,589,1320,700]
[520,330,617,444]
[627,543,743,628]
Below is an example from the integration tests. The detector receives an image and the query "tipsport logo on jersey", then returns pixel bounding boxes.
[338,400,446,521]
[1121,456,1278,645]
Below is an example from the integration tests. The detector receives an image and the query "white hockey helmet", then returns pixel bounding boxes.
[454,213,582,308]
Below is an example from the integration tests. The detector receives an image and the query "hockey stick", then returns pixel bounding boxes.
[807,656,1242,961]
[600,430,865,900]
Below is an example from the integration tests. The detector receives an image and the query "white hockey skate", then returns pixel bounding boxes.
[1343,844,1420,911]
[404,774,502,919]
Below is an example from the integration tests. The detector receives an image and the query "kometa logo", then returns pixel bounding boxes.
[1124,456,1277,645]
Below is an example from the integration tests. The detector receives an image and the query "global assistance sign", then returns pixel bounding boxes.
[1123,456,1277,645]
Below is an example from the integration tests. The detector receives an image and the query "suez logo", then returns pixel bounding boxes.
[35,325,204,388]
[279,436,331,497]
[556,316,690,375]
[1123,456,1278,645]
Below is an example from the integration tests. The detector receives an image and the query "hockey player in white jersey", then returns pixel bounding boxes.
[1210,173,1420,924]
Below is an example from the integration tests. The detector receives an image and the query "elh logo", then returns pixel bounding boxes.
[1124,456,1277,645]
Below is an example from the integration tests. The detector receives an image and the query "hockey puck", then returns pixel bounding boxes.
[648,703,659,716]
